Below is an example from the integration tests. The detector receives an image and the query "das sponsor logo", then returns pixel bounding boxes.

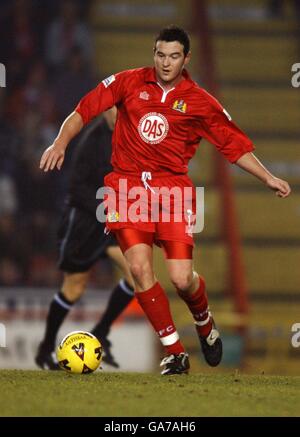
[138,112,169,144]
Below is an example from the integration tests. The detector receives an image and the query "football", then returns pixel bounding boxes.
[57,331,103,374]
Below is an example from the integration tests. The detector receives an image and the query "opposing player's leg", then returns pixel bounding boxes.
[115,228,189,375]
[35,206,133,370]
[106,245,135,287]
[91,245,135,368]
[162,241,222,367]
[35,271,89,370]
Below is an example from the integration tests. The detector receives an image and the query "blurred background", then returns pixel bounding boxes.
[0,0,299,374]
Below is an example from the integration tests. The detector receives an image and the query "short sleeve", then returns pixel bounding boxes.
[75,70,130,125]
[194,90,255,163]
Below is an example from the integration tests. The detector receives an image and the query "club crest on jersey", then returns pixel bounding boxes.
[172,99,187,113]
[138,112,169,144]
[102,75,116,88]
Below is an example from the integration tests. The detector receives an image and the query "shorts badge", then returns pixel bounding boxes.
[108,211,120,222]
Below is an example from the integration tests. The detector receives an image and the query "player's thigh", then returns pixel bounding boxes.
[165,258,194,291]
[124,243,156,291]
[114,229,156,290]
[123,242,154,277]
[156,221,194,249]
[115,229,154,269]
[159,240,194,290]
[105,245,126,269]
[165,257,193,278]
[57,206,110,273]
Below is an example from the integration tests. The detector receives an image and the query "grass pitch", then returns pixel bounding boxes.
[0,370,299,417]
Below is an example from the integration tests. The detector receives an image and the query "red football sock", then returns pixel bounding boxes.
[136,282,184,355]
[178,275,212,338]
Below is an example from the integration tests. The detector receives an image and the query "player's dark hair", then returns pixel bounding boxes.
[154,25,190,57]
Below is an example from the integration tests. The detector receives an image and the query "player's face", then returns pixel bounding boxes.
[154,40,190,87]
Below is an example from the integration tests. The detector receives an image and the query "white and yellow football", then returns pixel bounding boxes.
[57,331,103,374]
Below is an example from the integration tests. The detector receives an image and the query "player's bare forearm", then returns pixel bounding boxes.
[235,152,291,198]
[40,111,84,172]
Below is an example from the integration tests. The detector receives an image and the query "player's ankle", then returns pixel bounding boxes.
[165,340,185,356]
[195,319,213,338]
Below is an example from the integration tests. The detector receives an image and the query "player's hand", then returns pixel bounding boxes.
[265,176,291,198]
[40,144,65,172]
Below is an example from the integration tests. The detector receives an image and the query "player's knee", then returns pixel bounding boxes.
[62,284,85,302]
[62,274,88,302]
[129,261,153,284]
[171,271,193,292]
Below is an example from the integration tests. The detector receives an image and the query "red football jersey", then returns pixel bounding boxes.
[75,67,254,175]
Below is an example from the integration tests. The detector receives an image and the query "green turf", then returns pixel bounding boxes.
[0,370,299,417]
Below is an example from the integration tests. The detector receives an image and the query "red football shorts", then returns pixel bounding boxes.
[103,171,196,252]
[115,228,193,259]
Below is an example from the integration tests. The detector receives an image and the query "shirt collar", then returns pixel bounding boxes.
[144,67,194,91]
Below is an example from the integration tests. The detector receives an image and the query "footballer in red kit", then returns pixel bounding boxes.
[76,67,254,175]
[40,26,291,375]
[75,66,254,246]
